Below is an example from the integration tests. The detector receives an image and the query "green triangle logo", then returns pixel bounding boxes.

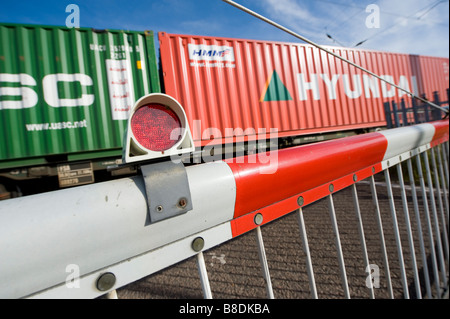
[260,71,293,102]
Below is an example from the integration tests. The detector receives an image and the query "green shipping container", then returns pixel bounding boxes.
[0,23,160,170]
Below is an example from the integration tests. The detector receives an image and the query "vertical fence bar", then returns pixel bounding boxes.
[423,99,430,122]
[384,102,393,129]
[328,192,350,299]
[255,226,275,299]
[105,290,118,299]
[411,98,420,124]
[196,252,213,299]
[296,207,318,299]
[431,92,441,121]
[436,144,449,223]
[430,148,449,265]
[442,142,449,186]
[396,162,422,298]
[400,98,408,126]
[392,101,400,128]
[384,168,410,299]
[422,150,448,290]
[416,153,441,297]
[407,158,433,299]
[439,143,450,257]
[351,183,375,299]
[369,175,394,298]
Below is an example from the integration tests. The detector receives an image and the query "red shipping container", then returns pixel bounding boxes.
[159,32,449,147]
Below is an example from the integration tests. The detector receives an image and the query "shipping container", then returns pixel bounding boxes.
[0,23,160,196]
[159,32,449,147]
[1,25,448,199]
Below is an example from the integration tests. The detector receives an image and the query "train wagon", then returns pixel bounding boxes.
[0,23,160,198]
[1,23,448,198]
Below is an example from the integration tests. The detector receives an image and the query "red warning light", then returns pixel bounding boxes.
[131,103,182,152]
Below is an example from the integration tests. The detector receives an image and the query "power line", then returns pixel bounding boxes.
[353,0,448,47]
[325,31,347,47]
[324,6,365,46]
[316,0,446,21]
[416,0,447,19]
[322,1,365,31]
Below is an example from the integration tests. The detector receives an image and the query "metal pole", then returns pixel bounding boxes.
[431,148,449,264]
[255,226,275,299]
[407,158,432,299]
[352,183,375,299]
[436,144,449,223]
[221,0,449,115]
[296,208,318,299]
[328,193,350,299]
[416,153,441,297]
[105,290,118,299]
[196,252,213,299]
[384,168,410,299]
[423,151,448,289]
[369,175,394,298]
[396,163,422,298]
[442,142,449,186]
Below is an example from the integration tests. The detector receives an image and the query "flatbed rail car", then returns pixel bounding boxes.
[1,23,449,199]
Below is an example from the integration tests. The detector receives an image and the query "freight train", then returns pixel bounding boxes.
[0,22,449,199]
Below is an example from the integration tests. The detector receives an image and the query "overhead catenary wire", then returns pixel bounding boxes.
[221,0,449,115]
[353,0,448,47]
[325,31,346,47]
[416,0,447,20]
[323,2,365,37]
[318,0,447,21]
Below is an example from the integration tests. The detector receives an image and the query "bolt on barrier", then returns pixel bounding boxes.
[0,121,448,299]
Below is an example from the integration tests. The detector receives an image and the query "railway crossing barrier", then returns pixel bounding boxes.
[0,118,448,299]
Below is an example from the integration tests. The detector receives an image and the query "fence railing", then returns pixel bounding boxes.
[384,89,449,129]
[0,120,448,299]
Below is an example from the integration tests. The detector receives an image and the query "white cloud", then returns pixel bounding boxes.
[262,0,316,22]
[256,0,333,41]
[357,0,449,56]
[253,0,449,57]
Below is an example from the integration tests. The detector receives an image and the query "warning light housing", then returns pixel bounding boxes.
[123,93,195,163]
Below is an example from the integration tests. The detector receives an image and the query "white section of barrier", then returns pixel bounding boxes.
[28,222,233,299]
[0,161,236,299]
[380,123,435,160]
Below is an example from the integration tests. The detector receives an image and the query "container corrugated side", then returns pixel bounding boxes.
[159,32,449,146]
[0,23,160,168]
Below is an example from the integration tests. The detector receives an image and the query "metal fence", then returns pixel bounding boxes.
[0,120,448,300]
[384,89,449,129]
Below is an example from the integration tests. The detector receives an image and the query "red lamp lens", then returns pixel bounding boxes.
[131,103,182,151]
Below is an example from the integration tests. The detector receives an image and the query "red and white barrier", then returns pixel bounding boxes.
[0,120,447,298]
[228,119,448,237]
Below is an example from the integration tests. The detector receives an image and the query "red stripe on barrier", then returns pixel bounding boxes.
[430,119,449,147]
[226,132,388,219]
[230,162,383,238]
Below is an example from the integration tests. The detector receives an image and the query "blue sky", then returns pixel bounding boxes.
[1,0,449,57]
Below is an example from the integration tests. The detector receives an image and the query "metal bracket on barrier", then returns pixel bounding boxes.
[141,161,193,224]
